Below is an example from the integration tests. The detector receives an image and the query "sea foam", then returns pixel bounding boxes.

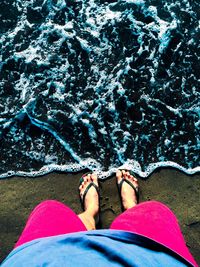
[0,0,199,179]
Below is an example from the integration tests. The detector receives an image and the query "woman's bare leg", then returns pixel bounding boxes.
[116,170,139,210]
[78,173,99,230]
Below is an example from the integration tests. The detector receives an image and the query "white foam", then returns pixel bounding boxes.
[0,0,199,180]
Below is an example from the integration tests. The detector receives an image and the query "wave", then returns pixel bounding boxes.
[0,0,199,179]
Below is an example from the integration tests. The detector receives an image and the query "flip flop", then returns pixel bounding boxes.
[117,169,140,209]
[79,172,100,212]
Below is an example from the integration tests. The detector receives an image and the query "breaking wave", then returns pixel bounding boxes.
[0,0,199,179]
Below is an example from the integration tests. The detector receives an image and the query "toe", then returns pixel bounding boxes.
[79,185,83,191]
[127,173,132,179]
[129,175,133,181]
[116,170,122,178]
[130,175,136,182]
[116,170,123,184]
[84,174,90,181]
[122,170,126,176]
[91,173,98,184]
[124,172,130,180]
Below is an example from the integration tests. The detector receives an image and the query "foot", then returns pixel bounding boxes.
[116,170,139,210]
[79,173,99,218]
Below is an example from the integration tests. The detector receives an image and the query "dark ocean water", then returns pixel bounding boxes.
[0,0,199,179]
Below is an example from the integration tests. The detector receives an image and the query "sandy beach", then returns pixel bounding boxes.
[0,168,199,264]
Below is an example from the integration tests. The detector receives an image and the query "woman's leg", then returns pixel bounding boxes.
[15,173,100,248]
[110,170,197,267]
[15,200,87,248]
[78,173,100,230]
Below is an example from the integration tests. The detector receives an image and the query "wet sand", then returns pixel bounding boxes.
[0,168,199,264]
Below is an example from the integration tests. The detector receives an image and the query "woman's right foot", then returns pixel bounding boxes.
[79,173,99,218]
[116,170,139,210]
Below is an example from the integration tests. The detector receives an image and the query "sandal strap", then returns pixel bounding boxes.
[81,182,100,210]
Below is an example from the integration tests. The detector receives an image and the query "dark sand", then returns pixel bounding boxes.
[0,168,199,264]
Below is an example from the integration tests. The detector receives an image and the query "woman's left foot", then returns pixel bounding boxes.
[79,173,99,218]
[116,170,139,210]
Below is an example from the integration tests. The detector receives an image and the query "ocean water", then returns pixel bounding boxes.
[0,0,199,179]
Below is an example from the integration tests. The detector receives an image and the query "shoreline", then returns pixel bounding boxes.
[0,168,199,264]
[0,163,200,179]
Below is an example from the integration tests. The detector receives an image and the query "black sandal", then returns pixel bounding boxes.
[117,170,140,210]
[79,172,100,211]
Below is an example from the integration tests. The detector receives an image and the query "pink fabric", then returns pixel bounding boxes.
[15,200,87,248]
[15,200,198,266]
[110,201,198,267]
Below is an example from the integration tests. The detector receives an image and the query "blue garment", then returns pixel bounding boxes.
[1,230,191,267]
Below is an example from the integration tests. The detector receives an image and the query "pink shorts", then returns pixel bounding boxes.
[15,200,197,267]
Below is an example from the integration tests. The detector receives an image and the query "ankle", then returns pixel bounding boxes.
[85,207,98,218]
[78,212,96,230]
[123,200,137,210]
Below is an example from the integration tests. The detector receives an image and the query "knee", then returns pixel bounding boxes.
[33,200,66,212]
[140,200,169,210]
[140,200,176,218]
